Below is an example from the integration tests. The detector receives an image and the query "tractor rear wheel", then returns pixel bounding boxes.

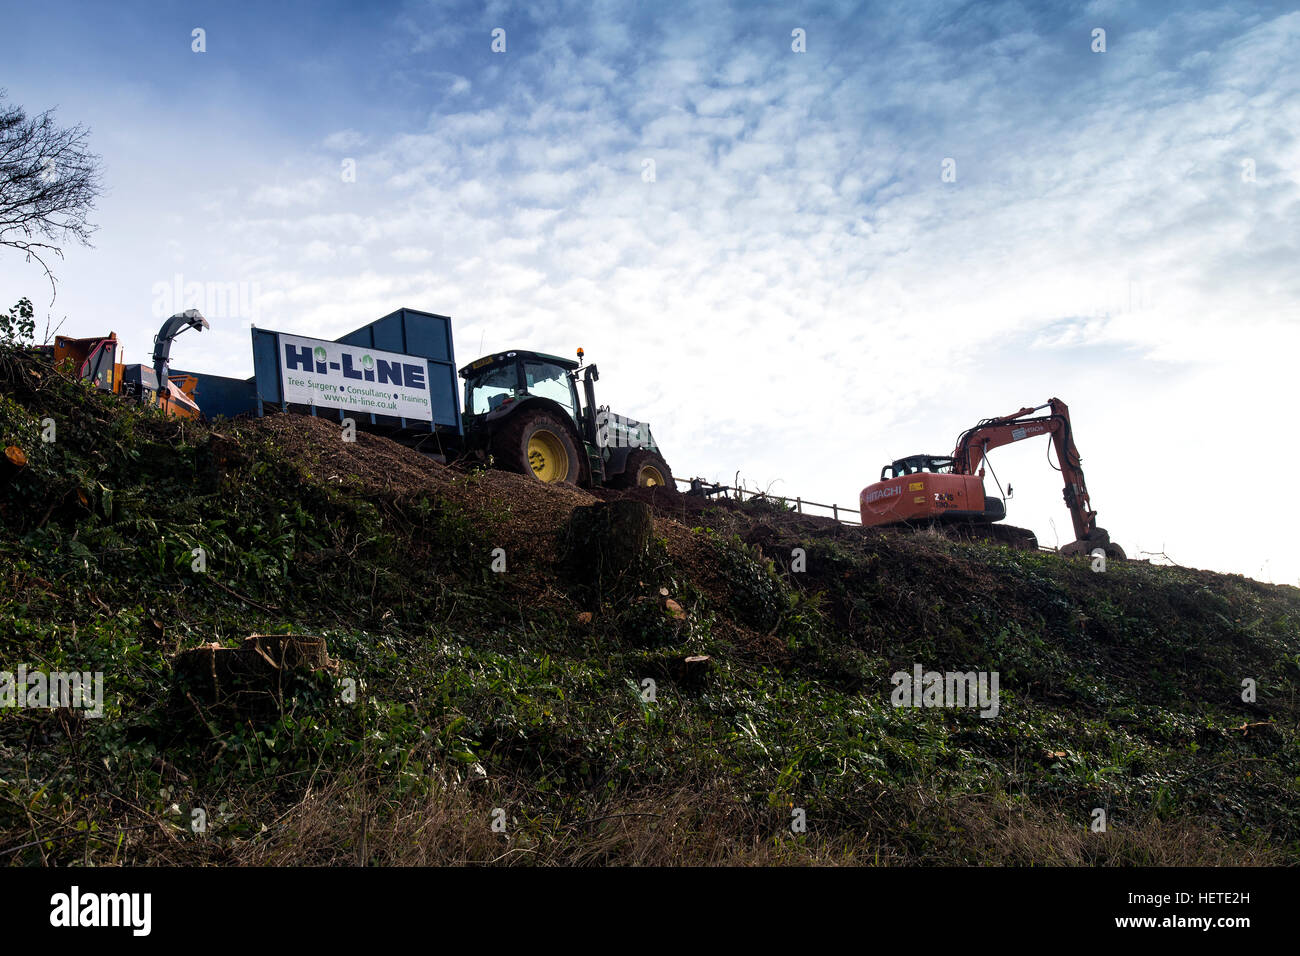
[611,449,674,490]
[492,410,581,484]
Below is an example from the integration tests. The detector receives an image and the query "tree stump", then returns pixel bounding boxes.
[1,445,27,488]
[173,634,334,714]
[561,500,653,593]
[644,651,713,687]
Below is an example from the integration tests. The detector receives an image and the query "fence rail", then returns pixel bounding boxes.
[674,477,861,526]
[670,478,1070,554]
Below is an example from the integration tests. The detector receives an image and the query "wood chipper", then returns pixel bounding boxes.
[38,310,209,419]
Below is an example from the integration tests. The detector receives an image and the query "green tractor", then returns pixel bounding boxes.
[458,347,674,488]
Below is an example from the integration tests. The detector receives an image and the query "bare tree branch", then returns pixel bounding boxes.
[0,89,104,302]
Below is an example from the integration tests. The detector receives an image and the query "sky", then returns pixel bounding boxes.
[2,0,1298,584]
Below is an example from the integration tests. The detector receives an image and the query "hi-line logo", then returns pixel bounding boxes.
[276,332,435,423]
[1,666,104,717]
[282,342,427,391]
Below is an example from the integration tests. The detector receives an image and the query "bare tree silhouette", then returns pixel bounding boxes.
[0,89,103,300]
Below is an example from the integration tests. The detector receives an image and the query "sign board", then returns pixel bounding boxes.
[278,332,433,422]
[595,407,657,451]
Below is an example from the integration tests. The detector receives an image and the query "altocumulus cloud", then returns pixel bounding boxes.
[0,0,1296,581]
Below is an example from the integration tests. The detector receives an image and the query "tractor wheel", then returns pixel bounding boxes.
[492,410,581,484]
[611,449,675,490]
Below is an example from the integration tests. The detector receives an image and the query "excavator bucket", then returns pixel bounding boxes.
[1061,529,1125,560]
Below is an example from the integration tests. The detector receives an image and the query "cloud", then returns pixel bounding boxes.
[322,129,368,151]
[6,0,1298,583]
[249,178,330,208]
[391,246,434,262]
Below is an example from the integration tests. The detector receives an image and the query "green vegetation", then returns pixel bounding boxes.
[1,299,34,346]
[1,346,1297,865]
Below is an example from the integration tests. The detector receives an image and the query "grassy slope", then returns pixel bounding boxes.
[1,348,1298,866]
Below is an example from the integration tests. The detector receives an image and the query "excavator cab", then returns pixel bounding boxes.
[864,455,1001,529]
[881,455,955,480]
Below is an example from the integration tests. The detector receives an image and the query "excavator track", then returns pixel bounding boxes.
[897,519,1039,551]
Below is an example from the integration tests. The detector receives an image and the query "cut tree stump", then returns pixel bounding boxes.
[173,634,334,713]
[561,500,653,590]
[644,652,713,687]
[1,445,27,488]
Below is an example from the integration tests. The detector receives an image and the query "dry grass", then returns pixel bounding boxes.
[54,765,1277,867]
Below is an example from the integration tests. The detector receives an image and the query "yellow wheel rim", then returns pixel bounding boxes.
[637,465,665,487]
[527,430,569,482]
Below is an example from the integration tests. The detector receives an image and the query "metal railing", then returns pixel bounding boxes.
[670,477,1067,552]
[674,477,862,526]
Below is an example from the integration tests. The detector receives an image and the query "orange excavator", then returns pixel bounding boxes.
[859,398,1124,559]
[39,311,208,420]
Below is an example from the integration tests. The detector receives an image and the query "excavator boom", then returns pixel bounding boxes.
[861,398,1123,558]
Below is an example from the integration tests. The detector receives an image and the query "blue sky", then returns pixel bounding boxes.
[3,0,1299,583]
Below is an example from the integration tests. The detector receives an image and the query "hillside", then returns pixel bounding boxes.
[1,347,1298,865]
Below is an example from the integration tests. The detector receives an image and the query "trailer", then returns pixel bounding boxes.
[181,307,460,434]
[183,306,671,487]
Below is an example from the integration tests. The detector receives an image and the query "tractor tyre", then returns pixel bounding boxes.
[491,410,581,484]
[610,449,675,490]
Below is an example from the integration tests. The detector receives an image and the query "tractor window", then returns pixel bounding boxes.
[465,363,519,415]
[522,361,578,421]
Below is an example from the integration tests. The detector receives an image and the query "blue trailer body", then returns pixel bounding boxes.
[170,369,258,420]
[334,308,461,432]
[250,307,462,435]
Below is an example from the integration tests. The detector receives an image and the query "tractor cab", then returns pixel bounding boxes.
[461,349,585,429]
[880,454,955,481]
[457,348,672,489]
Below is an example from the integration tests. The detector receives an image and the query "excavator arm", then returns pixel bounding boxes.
[951,398,1121,557]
